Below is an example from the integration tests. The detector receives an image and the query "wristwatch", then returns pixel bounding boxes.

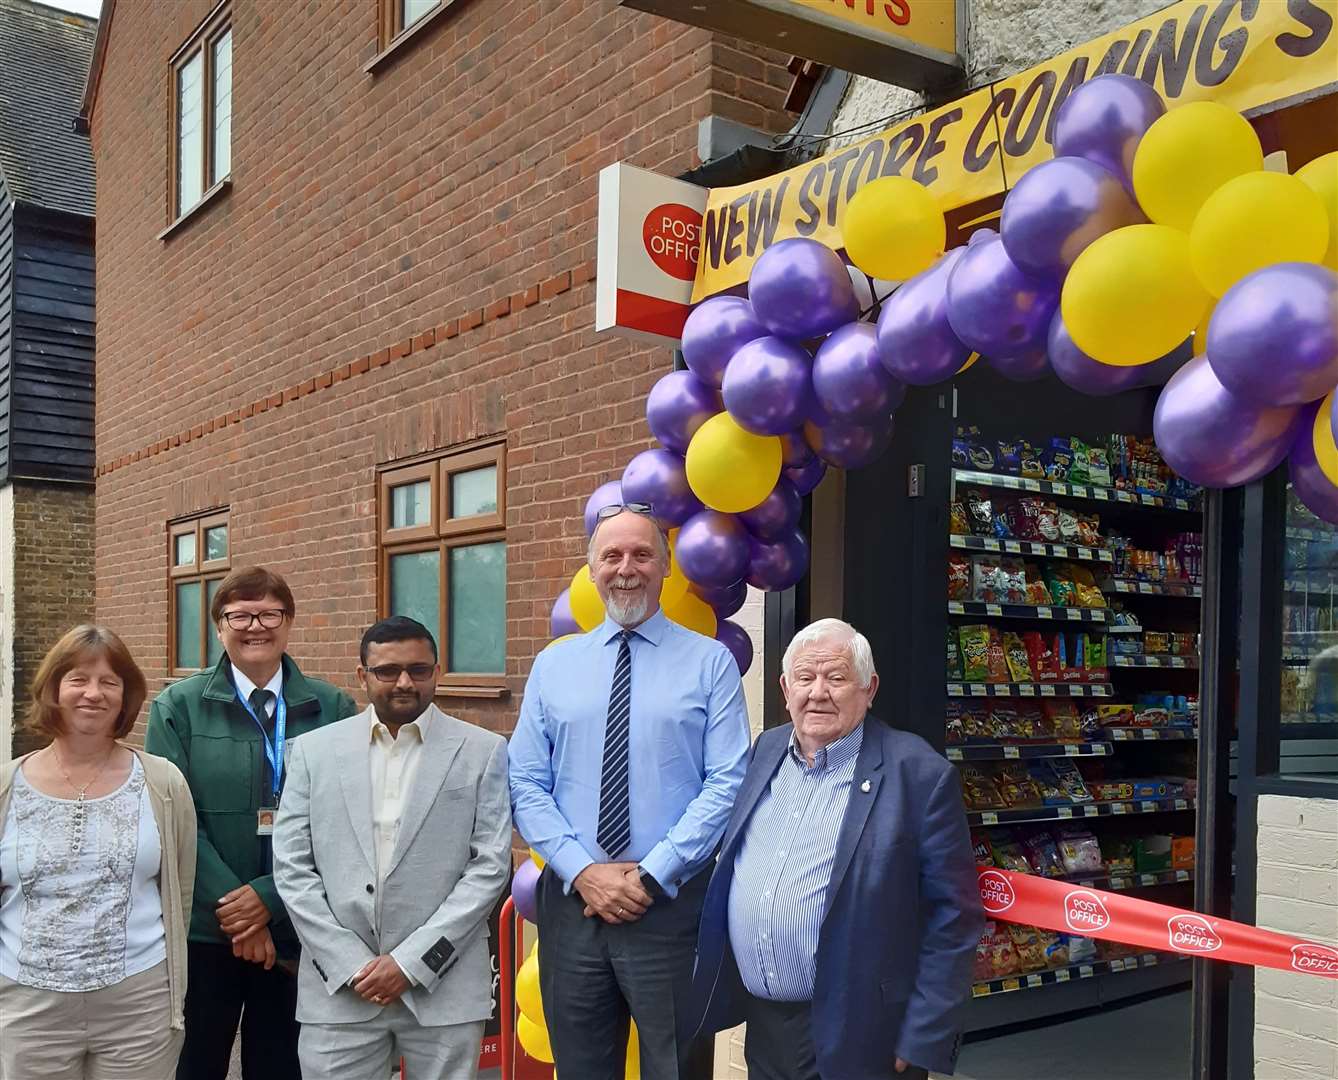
[637,866,666,899]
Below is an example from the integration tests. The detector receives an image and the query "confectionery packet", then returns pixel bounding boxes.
[959,626,991,682]
[1047,759,1093,802]
[1057,829,1103,873]
[985,629,1010,682]
[1023,831,1066,877]
[1002,632,1033,682]
[972,555,1004,603]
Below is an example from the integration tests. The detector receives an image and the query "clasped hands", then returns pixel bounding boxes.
[574,861,653,924]
[218,884,276,969]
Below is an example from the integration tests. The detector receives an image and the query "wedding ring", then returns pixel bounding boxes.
[617,907,625,916]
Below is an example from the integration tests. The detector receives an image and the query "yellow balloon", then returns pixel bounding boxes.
[544,634,579,649]
[1132,101,1264,231]
[957,352,980,374]
[517,1015,554,1063]
[529,848,545,870]
[1192,301,1216,357]
[1189,171,1329,297]
[842,176,946,281]
[569,565,605,631]
[662,588,717,638]
[685,413,781,513]
[660,531,690,606]
[515,955,545,1025]
[1313,393,1338,488]
[1061,224,1210,367]
[625,1022,641,1080]
[1296,151,1338,270]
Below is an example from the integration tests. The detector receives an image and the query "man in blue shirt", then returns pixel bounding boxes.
[509,504,750,1079]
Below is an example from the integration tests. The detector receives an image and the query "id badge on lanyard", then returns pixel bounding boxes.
[235,688,287,835]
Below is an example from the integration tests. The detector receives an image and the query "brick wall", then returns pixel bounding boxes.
[1254,795,1338,1080]
[88,1,793,734]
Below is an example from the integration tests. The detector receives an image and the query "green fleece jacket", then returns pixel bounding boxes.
[145,653,358,946]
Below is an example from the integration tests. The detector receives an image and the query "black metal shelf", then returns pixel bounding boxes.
[1063,867,1194,891]
[949,681,1113,699]
[1106,578,1203,599]
[1111,654,1199,669]
[1106,727,1197,742]
[947,741,1113,762]
[954,469,1201,512]
[967,796,1196,827]
[971,953,1187,998]
[950,533,1116,564]
[948,600,1109,623]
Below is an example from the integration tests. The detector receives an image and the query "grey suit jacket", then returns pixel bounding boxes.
[273,704,512,1027]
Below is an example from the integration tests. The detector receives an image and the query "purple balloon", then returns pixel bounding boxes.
[1049,312,1191,395]
[947,231,1059,358]
[583,480,623,537]
[785,455,827,495]
[1207,263,1338,409]
[1000,156,1144,279]
[746,527,810,591]
[512,858,541,924]
[877,248,973,385]
[1289,403,1338,525]
[675,510,751,588]
[621,448,703,528]
[812,322,907,422]
[1053,74,1166,193]
[1153,353,1305,488]
[716,619,754,675]
[646,371,720,453]
[749,238,860,340]
[738,479,802,540]
[692,578,747,619]
[550,589,579,638]
[722,336,815,436]
[681,297,767,388]
[779,429,815,469]
[804,414,894,469]
[987,348,1052,382]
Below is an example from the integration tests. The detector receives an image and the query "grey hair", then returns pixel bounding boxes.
[781,618,876,687]
[587,510,672,569]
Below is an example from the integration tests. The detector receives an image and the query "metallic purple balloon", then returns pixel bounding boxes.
[1152,353,1305,488]
[1289,404,1338,525]
[681,297,767,388]
[987,348,1051,382]
[812,322,907,422]
[675,510,751,588]
[778,429,815,469]
[785,455,827,495]
[947,231,1059,358]
[583,480,623,537]
[1053,74,1166,193]
[749,238,860,340]
[550,589,579,638]
[804,414,894,469]
[1000,156,1145,279]
[877,247,972,386]
[722,336,815,436]
[1207,263,1338,409]
[621,448,703,528]
[716,619,754,675]
[511,858,541,924]
[646,371,721,453]
[746,527,810,591]
[738,478,802,540]
[692,578,747,619]
[1049,312,1190,395]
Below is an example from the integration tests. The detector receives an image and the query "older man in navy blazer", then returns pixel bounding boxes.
[684,618,983,1080]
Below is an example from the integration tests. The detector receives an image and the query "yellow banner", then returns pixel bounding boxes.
[693,0,1338,300]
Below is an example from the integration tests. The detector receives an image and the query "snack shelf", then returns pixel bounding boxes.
[1106,578,1203,598]
[947,741,1113,761]
[971,952,1187,998]
[948,600,1109,623]
[1105,624,1144,634]
[953,469,1200,512]
[1106,727,1198,741]
[1110,654,1199,669]
[950,533,1115,564]
[967,796,1195,827]
[948,681,1113,699]
[1064,867,1194,891]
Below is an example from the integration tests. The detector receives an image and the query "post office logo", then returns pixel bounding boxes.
[642,204,701,281]
[1064,889,1112,933]
[978,869,1016,914]
[1167,914,1223,954]
[1290,943,1338,978]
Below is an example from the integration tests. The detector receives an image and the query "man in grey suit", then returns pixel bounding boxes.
[273,616,511,1080]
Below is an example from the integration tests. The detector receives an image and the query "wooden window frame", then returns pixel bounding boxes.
[378,440,507,696]
[168,509,231,676]
[367,0,459,73]
[166,2,233,229]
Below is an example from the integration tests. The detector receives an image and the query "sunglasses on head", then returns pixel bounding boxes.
[595,502,654,521]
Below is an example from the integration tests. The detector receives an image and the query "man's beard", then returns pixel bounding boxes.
[605,577,651,626]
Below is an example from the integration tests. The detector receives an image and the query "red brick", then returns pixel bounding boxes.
[351,355,371,375]
[571,260,596,287]
[539,271,571,300]
[460,309,483,332]
[485,297,511,322]
[315,371,333,389]
[412,329,435,351]
[372,347,392,368]
[437,319,459,340]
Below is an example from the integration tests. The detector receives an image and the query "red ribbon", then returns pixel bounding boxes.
[977,867,1338,980]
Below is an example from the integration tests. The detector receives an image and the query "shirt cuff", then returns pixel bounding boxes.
[392,956,418,987]
[639,842,686,899]
[549,838,597,894]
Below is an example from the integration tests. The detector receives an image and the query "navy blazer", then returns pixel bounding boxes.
[684,717,984,1078]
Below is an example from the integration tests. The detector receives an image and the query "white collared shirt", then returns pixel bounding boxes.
[231,664,282,719]
[368,706,431,891]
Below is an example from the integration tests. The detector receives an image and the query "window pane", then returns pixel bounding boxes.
[389,550,441,654]
[391,481,431,528]
[176,581,203,670]
[403,0,438,29]
[205,578,223,666]
[204,525,228,562]
[176,52,204,214]
[174,531,196,567]
[211,30,232,183]
[449,542,505,673]
[451,465,498,518]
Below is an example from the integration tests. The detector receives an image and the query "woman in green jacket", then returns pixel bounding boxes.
[146,565,357,1080]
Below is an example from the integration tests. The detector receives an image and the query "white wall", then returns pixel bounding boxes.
[0,483,13,765]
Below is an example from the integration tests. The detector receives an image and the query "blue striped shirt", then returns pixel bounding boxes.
[727,723,864,1001]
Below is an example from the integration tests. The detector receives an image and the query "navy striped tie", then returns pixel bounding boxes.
[596,630,633,858]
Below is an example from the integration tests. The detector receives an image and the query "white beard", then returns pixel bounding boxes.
[605,579,651,626]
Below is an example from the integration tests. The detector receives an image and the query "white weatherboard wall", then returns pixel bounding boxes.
[1254,795,1338,1080]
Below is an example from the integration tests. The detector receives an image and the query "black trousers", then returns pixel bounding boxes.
[742,994,929,1080]
[176,941,301,1080]
[536,867,714,1080]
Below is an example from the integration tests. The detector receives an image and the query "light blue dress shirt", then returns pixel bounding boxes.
[727,723,864,1001]
[509,608,750,898]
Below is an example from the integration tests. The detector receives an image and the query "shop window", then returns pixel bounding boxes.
[169,5,232,223]
[378,442,506,691]
[169,510,230,675]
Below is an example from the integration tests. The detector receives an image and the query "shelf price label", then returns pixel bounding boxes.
[1004,746,1020,759]
[970,684,987,696]
[1055,968,1071,983]
[1084,805,1100,817]
[1176,870,1190,882]
[1002,978,1020,992]
[1171,657,1185,668]
[1117,491,1134,503]
[981,812,999,825]
[983,539,1001,551]
[1065,744,1081,756]
[1057,806,1073,819]
[946,748,963,760]
[1022,479,1041,491]
[1141,801,1158,813]
[1174,799,1189,811]
[1026,974,1043,988]
[1111,877,1128,890]
[1004,541,1021,553]
[1112,803,1128,815]
[972,985,990,998]
[1019,684,1036,697]
[1142,729,1160,740]
[1076,547,1093,560]
[1144,954,1158,966]
[1035,606,1052,620]
[1093,686,1109,697]
[1146,657,1162,667]
[1079,964,1095,978]
[1109,958,1126,971]
[1094,488,1110,501]
[1040,684,1056,697]
[1140,874,1156,886]
[1095,744,1110,755]
[986,603,1003,616]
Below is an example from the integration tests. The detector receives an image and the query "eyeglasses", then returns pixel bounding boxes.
[595,502,654,522]
[366,663,437,683]
[221,609,288,631]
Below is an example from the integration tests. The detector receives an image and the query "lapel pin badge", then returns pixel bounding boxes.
[860,779,871,793]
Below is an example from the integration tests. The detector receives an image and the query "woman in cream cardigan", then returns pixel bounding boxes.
[0,625,196,1079]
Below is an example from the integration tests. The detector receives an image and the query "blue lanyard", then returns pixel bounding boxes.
[235,684,287,802]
